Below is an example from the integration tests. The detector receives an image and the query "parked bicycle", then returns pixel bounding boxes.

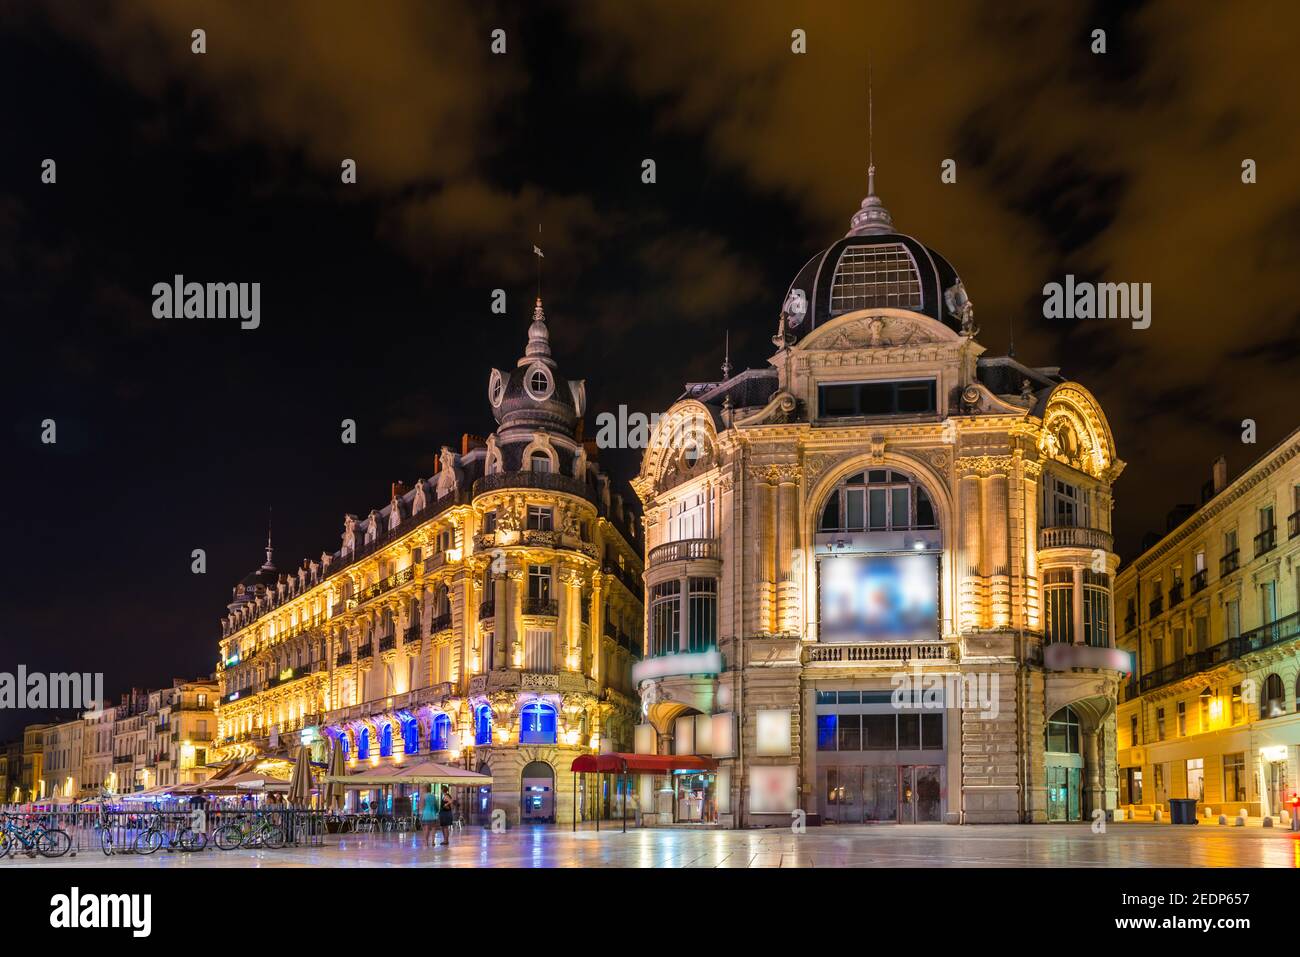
[213,815,284,850]
[134,813,208,854]
[0,814,73,859]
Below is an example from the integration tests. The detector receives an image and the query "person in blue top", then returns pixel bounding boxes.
[420,784,439,848]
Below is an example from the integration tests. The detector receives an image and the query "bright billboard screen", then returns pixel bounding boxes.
[819,554,938,642]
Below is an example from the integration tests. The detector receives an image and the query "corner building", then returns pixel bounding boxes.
[215,301,644,826]
[633,174,1129,825]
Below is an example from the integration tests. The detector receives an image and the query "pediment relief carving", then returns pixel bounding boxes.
[798,312,959,352]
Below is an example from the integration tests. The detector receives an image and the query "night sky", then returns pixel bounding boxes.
[3,2,1298,739]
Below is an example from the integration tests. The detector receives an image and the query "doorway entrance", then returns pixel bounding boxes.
[821,765,941,823]
[1046,765,1083,821]
[521,761,555,823]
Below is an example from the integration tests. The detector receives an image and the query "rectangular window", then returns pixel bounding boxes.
[527,506,553,531]
[1226,600,1240,639]
[1082,571,1110,647]
[1186,758,1204,802]
[1151,637,1164,671]
[921,713,944,750]
[897,714,920,750]
[483,511,497,533]
[1130,714,1139,747]
[1231,684,1244,724]
[817,379,937,418]
[862,714,896,750]
[650,581,681,656]
[1223,753,1246,803]
[1156,707,1166,741]
[687,578,717,653]
[837,714,862,752]
[1176,701,1186,737]
[1044,568,1074,644]
[527,564,552,602]
[816,714,837,751]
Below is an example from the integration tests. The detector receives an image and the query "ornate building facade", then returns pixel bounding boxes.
[1115,431,1300,819]
[213,302,644,825]
[633,171,1129,825]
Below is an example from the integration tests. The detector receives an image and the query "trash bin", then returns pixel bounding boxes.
[1168,798,1198,824]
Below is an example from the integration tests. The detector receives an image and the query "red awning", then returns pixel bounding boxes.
[570,753,717,774]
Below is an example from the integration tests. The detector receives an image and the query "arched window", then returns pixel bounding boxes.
[475,705,493,746]
[519,702,557,745]
[819,469,936,532]
[1045,706,1081,754]
[337,734,349,761]
[357,727,370,760]
[379,723,393,757]
[430,713,451,751]
[530,450,552,473]
[402,716,419,756]
[1262,674,1285,719]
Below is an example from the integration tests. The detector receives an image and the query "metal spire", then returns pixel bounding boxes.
[847,61,894,237]
[721,330,732,380]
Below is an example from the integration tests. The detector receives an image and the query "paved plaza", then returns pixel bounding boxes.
[5,822,1297,868]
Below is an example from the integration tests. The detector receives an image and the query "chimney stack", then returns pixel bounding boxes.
[1212,456,1228,494]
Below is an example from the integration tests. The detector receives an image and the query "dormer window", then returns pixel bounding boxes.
[530,450,552,473]
[524,363,553,400]
[829,242,923,316]
[818,379,936,418]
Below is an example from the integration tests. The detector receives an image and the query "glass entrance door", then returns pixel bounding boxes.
[898,766,942,823]
[864,767,899,822]
[1047,766,1083,821]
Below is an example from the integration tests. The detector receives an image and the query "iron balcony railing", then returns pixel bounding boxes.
[378,635,396,653]
[523,597,558,617]
[1139,611,1300,693]
[1220,548,1239,577]
[1190,568,1208,594]
[1289,509,1300,539]
[1124,611,1137,633]
[336,651,351,666]
[478,601,495,621]
[1039,526,1114,551]
[428,612,452,634]
[403,625,420,643]
[353,566,415,606]
[1254,526,1277,557]
[357,643,374,659]
[1148,594,1163,618]
[473,470,595,503]
[1168,581,1184,607]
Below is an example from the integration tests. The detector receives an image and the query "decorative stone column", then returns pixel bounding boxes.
[959,471,985,630]
[776,465,800,635]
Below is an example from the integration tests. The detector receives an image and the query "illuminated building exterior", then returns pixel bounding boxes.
[19,723,51,803]
[213,301,644,825]
[81,705,116,798]
[633,171,1129,825]
[41,719,83,801]
[1115,431,1300,819]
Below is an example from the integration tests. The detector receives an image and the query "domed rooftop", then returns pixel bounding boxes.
[780,166,968,335]
[487,298,582,438]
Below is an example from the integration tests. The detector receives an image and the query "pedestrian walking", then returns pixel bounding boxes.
[438,788,454,847]
[420,784,438,848]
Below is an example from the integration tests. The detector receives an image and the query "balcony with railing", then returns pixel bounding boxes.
[1220,548,1240,577]
[1039,526,1114,552]
[1148,594,1163,619]
[647,537,721,567]
[378,635,396,653]
[1139,611,1300,693]
[1167,580,1184,608]
[478,600,496,621]
[473,470,596,503]
[523,597,559,617]
[1124,610,1137,633]
[354,566,415,607]
[1190,568,1207,595]
[336,651,351,666]
[357,643,374,660]
[403,625,420,644]
[1289,509,1300,539]
[428,612,452,634]
[1254,525,1277,557]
